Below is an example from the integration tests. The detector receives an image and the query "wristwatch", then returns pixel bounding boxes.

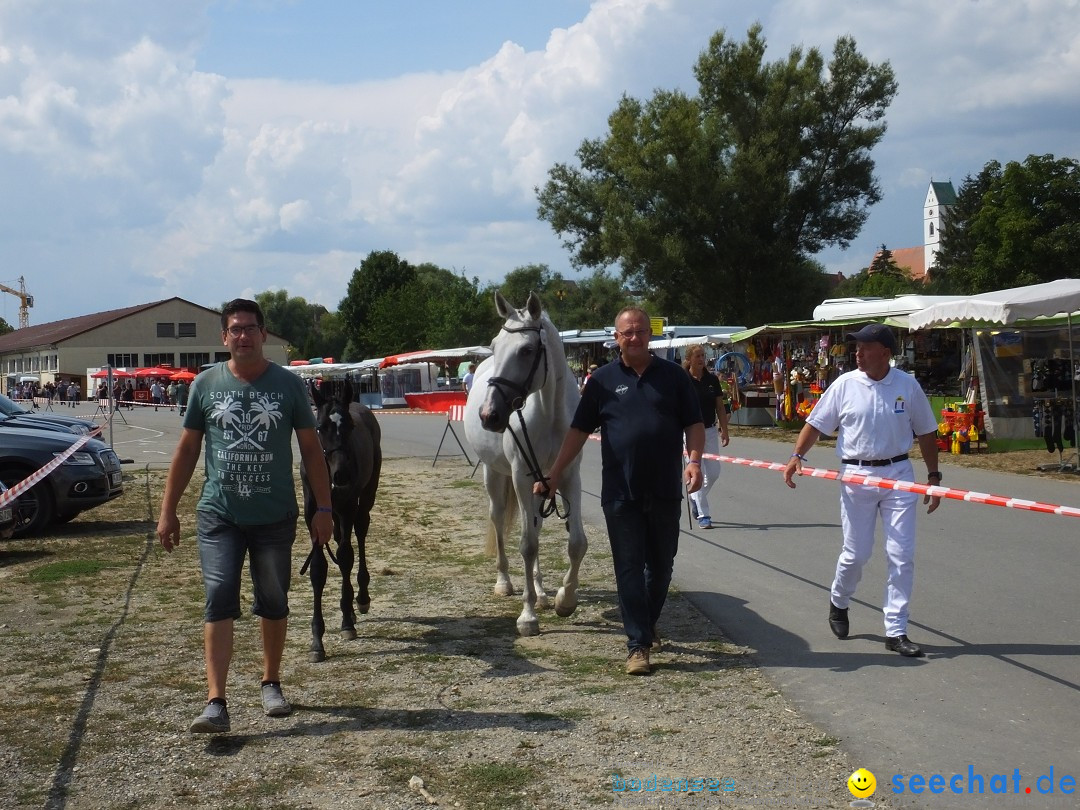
[927,471,942,482]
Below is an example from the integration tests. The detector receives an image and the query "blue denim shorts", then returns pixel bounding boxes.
[196,510,298,622]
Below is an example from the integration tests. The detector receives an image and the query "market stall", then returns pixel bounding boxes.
[908,279,1080,457]
[728,319,878,428]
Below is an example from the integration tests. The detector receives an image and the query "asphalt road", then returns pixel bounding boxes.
[96,403,1080,807]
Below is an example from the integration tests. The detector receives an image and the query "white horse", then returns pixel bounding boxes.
[464,290,589,637]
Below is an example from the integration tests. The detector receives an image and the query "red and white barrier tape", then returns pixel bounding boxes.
[0,427,103,509]
[708,451,1080,519]
[582,433,1080,519]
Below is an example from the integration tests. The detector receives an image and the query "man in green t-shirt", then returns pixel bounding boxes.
[156,299,333,734]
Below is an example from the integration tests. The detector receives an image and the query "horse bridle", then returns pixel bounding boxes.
[485,322,567,520]
[485,323,548,412]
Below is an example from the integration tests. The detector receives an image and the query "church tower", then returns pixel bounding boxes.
[924,180,957,276]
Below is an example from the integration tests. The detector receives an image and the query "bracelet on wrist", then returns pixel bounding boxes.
[927,471,942,481]
[317,506,333,514]
[686,460,700,466]
[791,453,806,461]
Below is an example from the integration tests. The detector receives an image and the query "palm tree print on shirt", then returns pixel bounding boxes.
[210,393,284,451]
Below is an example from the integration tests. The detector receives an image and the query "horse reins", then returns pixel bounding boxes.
[300,540,339,576]
[485,323,568,521]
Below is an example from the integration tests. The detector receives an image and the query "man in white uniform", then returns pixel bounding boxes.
[783,324,942,657]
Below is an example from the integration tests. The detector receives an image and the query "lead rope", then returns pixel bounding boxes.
[300,539,340,576]
[507,407,568,521]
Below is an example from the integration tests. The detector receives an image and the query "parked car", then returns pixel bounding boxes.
[0,393,95,435]
[0,425,123,536]
[0,481,15,539]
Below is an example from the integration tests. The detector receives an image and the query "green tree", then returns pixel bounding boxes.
[832,245,922,299]
[302,310,347,362]
[935,154,1080,293]
[0,317,13,336]
[536,24,896,326]
[254,290,318,360]
[931,163,1000,291]
[483,265,633,332]
[339,251,499,358]
[338,251,418,358]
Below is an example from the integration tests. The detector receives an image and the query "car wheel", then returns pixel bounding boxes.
[0,468,56,537]
[53,511,79,524]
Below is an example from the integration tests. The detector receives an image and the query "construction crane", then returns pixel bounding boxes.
[0,276,33,329]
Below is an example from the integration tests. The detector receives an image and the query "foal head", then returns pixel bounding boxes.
[311,381,360,491]
[479,290,549,433]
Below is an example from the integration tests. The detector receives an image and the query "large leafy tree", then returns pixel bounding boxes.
[487,264,632,331]
[537,24,896,325]
[338,251,498,358]
[254,290,322,361]
[338,251,418,359]
[934,155,1080,293]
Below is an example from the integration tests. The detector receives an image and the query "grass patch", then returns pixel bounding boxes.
[26,558,119,583]
[453,762,536,808]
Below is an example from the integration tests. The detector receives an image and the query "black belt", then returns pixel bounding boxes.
[841,453,909,467]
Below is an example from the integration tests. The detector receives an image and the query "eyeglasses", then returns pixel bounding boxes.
[225,324,262,337]
[617,329,651,339]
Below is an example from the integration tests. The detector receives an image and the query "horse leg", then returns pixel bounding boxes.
[485,467,514,597]
[554,465,588,618]
[353,505,372,615]
[335,515,358,639]
[532,553,550,610]
[308,545,330,663]
[515,485,541,636]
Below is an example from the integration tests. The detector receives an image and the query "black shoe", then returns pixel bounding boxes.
[828,602,849,638]
[885,634,924,657]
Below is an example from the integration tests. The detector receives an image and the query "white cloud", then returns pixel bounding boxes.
[1,0,1078,324]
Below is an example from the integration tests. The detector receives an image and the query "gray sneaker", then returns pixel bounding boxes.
[261,682,292,717]
[190,701,230,733]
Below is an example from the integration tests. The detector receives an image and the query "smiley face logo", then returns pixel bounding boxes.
[847,768,877,798]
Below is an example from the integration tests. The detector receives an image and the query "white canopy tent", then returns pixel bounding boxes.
[908,280,1080,450]
[907,279,1080,329]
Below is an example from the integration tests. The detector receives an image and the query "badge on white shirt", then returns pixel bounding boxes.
[894,396,906,415]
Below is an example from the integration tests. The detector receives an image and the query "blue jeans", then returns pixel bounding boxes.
[196,510,297,623]
[602,498,681,652]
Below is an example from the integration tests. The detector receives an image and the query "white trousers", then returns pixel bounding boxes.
[831,460,918,637]
[689,424,721,520]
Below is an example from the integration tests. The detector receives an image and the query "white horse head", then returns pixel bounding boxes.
[477,289,554,433]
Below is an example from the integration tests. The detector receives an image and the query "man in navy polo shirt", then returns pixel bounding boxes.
[537,306,704,675]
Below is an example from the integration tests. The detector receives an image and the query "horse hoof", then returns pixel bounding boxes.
[535,593,550,610]
[309,650,326,663]
[340,628,357,640]
[554,590,578,617]
[516,618,540,637]
[494,582,515,597]
[357,601,371,615]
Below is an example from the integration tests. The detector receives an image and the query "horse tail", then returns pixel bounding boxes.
[485,482,518,556]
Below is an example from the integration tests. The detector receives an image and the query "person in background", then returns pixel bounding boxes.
[176,379,189,416]
[681,344,730,529]
[156,298,334,734]
[536,306,704,676]
[783,323,941,658]
[462,363,478,393]
[580,363,599,394]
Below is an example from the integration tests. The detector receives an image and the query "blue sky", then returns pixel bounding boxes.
[2,0,1078,327]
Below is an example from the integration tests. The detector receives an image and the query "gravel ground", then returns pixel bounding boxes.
[0,455,871,810]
